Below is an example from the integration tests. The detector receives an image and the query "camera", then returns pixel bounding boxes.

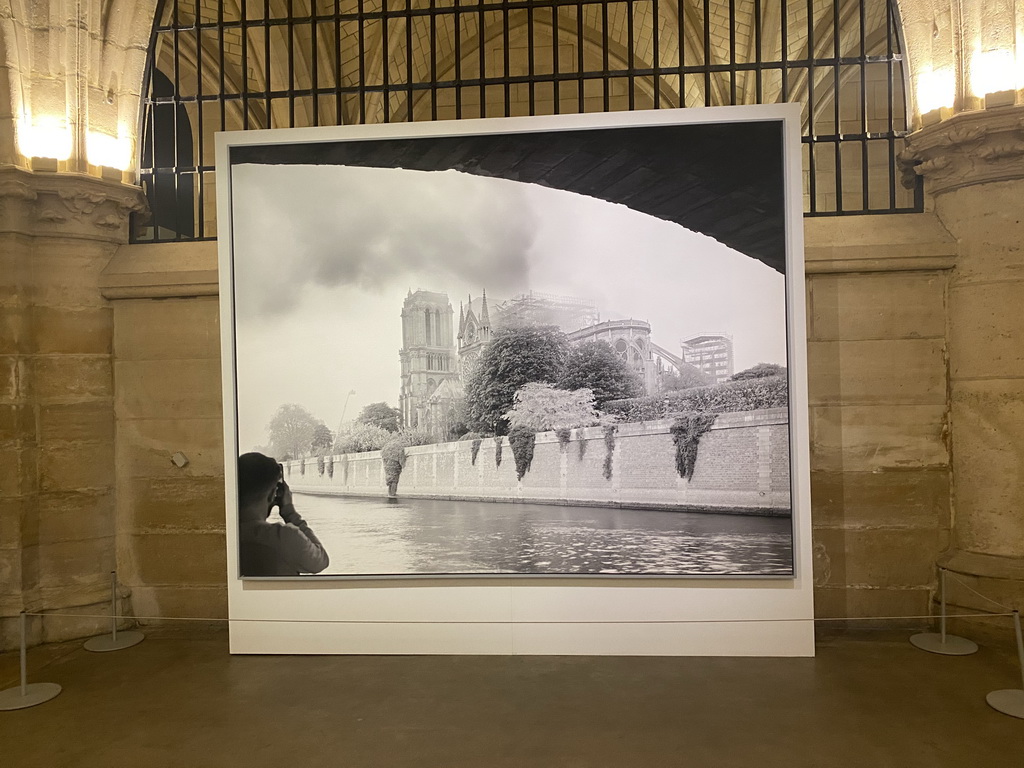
[272,463,286,506]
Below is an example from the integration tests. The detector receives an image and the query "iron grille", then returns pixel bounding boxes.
[134,0,921,242]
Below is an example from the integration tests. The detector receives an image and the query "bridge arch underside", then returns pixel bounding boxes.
[232,119,787,273]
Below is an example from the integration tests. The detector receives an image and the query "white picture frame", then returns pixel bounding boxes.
[217,104,814,655]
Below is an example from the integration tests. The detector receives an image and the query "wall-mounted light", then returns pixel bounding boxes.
[86,129,132,171]
[17,115,73,161]
[916,67,955,115]
[970,48,1016,98]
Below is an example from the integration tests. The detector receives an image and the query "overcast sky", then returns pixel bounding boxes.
[231,163,787,452]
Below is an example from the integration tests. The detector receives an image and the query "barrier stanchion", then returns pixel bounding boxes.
[910,567,978,656]
[986,610,1024,719]
[83,572,144,653]
[0,613,61,711]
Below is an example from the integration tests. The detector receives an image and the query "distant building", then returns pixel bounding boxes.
[681,334,734,384]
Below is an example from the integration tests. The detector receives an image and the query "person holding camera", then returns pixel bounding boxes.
[237,452,330,577]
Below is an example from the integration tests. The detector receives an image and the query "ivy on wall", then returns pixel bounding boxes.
[602,425,617,480]
[495,435,504,467]
[670,413,718,480]
[555,427,572,451]
[576,428,587,461]
[508,426,536,480]
[381,442,406,496]
[317,456,325,476]
[471,438,482,465]
[326,455,334,479]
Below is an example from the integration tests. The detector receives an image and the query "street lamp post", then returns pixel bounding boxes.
[340,389,356,427]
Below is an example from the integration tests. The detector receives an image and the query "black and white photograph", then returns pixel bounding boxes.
[228,115,795,578]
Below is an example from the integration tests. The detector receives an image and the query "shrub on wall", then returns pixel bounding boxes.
[495,435,504,467]
[603,374,787,422]
[555,427,572,451]
[334,423,391,454]
[508,426,536,480]
[670,413,718,481]
[326,455,334,479]
[470,438,482,465]
[300,460,306,476]
[602,425,617,480]
[317,455,325,476]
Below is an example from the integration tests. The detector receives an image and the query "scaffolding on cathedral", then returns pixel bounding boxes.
[495,291,600,333]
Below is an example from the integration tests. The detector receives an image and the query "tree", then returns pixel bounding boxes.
[463,324,570,434]
[356,402,402,433]
[660,364,712,392]
[731,363,787,381]
[267,404,320,460]
[504,382,599,432]
[310,423,334,456]
[557,341,642,406]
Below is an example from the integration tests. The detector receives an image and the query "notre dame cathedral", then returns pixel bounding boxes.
[399,289,691,437]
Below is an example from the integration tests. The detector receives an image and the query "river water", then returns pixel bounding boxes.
[292,493,793,576]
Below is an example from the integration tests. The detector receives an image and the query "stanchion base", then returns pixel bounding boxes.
[986,689,1024,719]
[909,632,979,656]
[0,682,62,711]
[84,630,144,653]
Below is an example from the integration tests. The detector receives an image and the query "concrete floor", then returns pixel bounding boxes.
[0,627,1020,767]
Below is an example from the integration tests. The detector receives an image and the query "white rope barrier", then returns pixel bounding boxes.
[1,575,1021,718]
[13,610,1019,625]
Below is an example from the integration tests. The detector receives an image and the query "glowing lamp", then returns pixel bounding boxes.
[86,130,132,171]
[916,68,955,115]
[970,49,1016,97]
[17,116,73,161]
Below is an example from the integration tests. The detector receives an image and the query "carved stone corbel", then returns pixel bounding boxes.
[905,105,1024,196]
[0,166,147,241]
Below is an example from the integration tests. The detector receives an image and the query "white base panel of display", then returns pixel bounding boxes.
[227,579,815,656]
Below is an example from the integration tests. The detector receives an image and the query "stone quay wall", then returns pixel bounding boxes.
[284,408,791,515]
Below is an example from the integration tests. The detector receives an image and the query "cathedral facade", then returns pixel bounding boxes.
[400,289,687,436]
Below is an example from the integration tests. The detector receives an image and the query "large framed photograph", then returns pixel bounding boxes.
[218,106,814,655]
[226,109,799,580]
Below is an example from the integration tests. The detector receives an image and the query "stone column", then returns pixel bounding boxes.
[0,166,144,648]
[902,105,1024,628]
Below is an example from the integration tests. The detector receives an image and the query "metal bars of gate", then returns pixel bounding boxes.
[133,0,922,243]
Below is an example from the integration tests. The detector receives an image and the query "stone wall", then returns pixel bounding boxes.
[284,410,791,514]
[1,211,962,648]
[0,169,145,648]
[100,241,227,623]
[804,214,954,622]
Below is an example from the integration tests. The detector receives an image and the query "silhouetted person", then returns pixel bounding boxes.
[237,452,330,576]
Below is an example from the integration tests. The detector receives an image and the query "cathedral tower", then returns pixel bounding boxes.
[399,291,459,431]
